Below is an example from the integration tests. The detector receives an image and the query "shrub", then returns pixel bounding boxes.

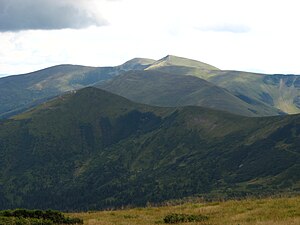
[163,213,208,224]
[0,216,53,225]
[0,209,83,225]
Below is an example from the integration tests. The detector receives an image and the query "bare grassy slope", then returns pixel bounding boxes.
[70,196,300,225]
[146,56,300,115]
[0,58,154,118]
[98,70,283,116]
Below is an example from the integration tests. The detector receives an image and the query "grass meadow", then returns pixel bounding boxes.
[69,196,300,225]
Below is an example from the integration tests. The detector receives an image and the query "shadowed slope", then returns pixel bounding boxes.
[0,87,299,210]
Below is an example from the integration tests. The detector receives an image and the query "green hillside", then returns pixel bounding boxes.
[0,87,299,210]
[146,55,219,71]
[146,55,300,115]
[0,65,114,118]
[208,71,300,114]
[97,70,283,116]
[118,58,155,71]
[0,58,154,119]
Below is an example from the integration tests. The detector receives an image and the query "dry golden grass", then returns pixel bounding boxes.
[68,196,300,225]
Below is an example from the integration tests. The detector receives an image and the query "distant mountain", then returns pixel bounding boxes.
[0,64,109,118]
[146,55,219,71]
[0,58,154,118]
[145,55,220,79]
[97,70,283,116]
[1,54,300,118]
[146,55,300,114]
[0,87,299,210]
[208,71,300,114]
[118,58,155,71]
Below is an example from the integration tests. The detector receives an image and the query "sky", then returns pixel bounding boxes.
[1,0,300,76]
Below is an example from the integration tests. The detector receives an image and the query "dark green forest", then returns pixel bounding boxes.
[0,88,299,210]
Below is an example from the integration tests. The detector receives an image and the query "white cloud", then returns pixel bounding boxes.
[197,24,251,33]
[1,0,300,75]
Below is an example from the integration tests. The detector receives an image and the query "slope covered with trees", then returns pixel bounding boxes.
[0,87,299,210]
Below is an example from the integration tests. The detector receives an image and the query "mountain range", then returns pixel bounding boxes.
[1,55,300,118]
[0,55,299,210]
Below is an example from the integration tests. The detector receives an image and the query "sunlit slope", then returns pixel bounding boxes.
[208,71,300,114]
[0,58,153,118]
[69,196,300,225]
[147,56,300,114]
[119,58,155,71]
[146,55,219,78]
[97,70,283,116]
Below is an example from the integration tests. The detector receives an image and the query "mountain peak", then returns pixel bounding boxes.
[162,54,181,60]
[119,58,155,71]
[146,55,220,71]
[13,86,138,120]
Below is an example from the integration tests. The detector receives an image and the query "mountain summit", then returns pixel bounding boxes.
[118,57,155,71]
[146,55,220,71]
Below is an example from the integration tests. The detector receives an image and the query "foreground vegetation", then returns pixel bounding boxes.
[0,209,83,225]
[69,196,300,225]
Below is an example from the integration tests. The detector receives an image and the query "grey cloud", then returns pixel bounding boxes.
[197,23,251,33]
[0,0,107,32]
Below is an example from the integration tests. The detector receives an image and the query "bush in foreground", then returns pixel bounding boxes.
[0,209,83,225]
[163,213,208,224]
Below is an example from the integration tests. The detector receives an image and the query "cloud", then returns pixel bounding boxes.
[197,23,251,33]
[0,0,107,32]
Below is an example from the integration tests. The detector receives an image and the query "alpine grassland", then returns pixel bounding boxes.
[69,196,300,225]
